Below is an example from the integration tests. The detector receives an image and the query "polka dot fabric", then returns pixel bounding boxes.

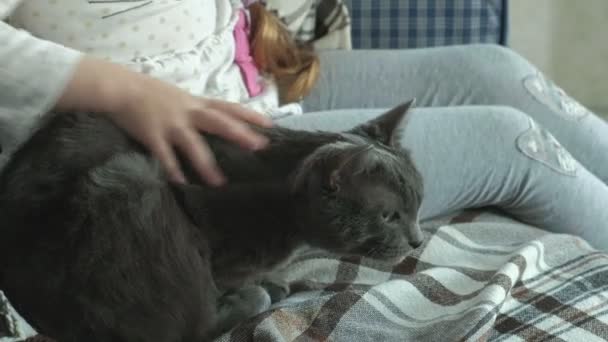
[10,0,214,63]
[8,0,289,117]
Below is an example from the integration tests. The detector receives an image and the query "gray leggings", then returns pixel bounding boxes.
[276,44,608,249]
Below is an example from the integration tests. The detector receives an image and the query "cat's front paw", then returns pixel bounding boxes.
[220,286,272,318]
[213,286,272,338]
[260,278,290,303]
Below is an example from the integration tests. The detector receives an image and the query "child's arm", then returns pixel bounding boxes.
[0,22,272,186]
[0,20,83,123]
[61,54,273,185]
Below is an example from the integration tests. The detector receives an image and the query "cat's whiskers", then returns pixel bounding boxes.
[366,246,379,259]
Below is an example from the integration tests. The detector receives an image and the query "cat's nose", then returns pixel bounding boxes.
[408,223,425,248]
[408,238,423,248]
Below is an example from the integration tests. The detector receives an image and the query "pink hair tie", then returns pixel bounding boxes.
[233,9,263,97]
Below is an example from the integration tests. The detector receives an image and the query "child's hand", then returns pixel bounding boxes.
[55,56,273,186]
[109,82,272,185]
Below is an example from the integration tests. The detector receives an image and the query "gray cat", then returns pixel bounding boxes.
[0,100,423,342]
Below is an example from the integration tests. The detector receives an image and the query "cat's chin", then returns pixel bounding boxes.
[378,254,408,265]
[353,252,408,265]
[337,250,408,264]
[365,246,411,264]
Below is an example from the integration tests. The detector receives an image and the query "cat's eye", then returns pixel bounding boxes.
[322,183,339,195]
[323,170,341,194]
[398,176,406,187]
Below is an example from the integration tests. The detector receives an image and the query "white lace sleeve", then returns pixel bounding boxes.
[0,0,22,19]
[0,18,82,169]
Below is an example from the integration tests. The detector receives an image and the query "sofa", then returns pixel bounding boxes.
[5,1,608,342]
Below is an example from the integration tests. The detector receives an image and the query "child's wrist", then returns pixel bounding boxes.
[94,58,145,116]
[54,55,143,116]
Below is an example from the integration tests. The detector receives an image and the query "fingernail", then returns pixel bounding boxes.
[209,173,227,187]
[262,117,274,127]
[174,173,187,184]
[251,137,269,150]
[254,114,273,127]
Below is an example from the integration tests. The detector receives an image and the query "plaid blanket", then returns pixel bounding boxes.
[214,210,608,341]
[344,0,508,49]
[3,210,608,341]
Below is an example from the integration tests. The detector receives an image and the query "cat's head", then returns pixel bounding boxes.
[291,100,424,262]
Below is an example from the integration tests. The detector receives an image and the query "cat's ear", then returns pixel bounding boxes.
[350,99,415,147]
[325,144,372,193]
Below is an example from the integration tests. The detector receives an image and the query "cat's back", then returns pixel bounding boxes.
[2,112,137,177]
[0,113,216,341]
[0,112,144,243]
[0,111,157,277]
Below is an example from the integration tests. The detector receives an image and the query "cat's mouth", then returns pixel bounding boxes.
[359,245,410,263]
[385,254,408,264]
[365,251,409,265]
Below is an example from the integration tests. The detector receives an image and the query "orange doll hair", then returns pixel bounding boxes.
[248,2,321,104]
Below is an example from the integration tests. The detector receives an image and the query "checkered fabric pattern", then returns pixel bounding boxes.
[4,210,608,341]
[213,211,608,341]
[345,0,508,49]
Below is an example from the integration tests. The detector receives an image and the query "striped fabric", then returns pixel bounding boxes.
[3,211,608,341]
[345,0,508,49]
[215,211,607,341]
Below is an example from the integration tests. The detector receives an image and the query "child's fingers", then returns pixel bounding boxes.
[148,136,187,184]
[172,128,226,186]
[205,98,273,128]
[194,108,269,150]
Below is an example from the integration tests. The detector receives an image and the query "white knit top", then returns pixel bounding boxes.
[0,0,298,169]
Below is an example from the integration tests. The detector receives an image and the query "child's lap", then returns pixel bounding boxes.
[302,45,608,184]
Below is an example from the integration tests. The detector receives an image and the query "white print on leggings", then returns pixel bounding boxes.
[523,71,590,121]
[516,118,578,177]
